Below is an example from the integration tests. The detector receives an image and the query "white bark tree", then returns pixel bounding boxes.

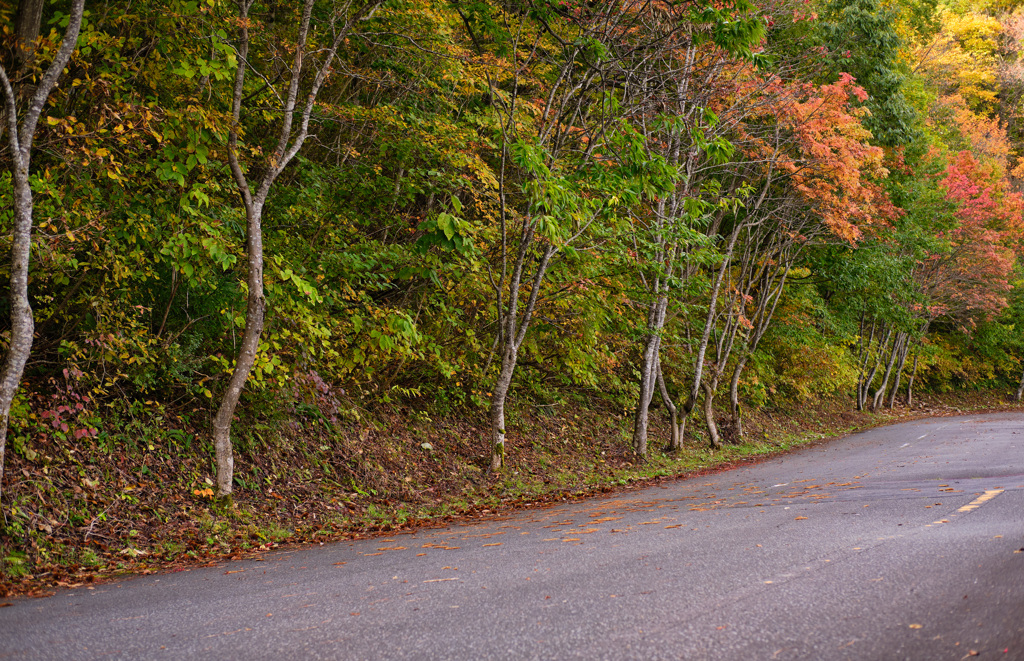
[0,0,86,504]
[214,0,381,501]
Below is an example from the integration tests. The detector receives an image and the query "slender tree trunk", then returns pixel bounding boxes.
[872,332,904,411]
[212,201,266,498]
[682,221,744,419]
[1016,363,1024,403]
[887,337,911,409]
[212,0,381,500]
[729,354,748,438]
[0,166,35,506]
[657,360,682,451]
[488,243,556,471]
[859,325,890,411]
[633,295,667,456]
[702,380,722,448]
[632,334,658,457]
[0,0,84,505]
[855,318,876,411]
[489,347,517,471]
[907,350,919,408]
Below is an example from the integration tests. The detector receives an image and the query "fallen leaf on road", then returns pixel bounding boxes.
[909,624,923,629]
[483,543,502,547]
[423,578,459,583]
[794,516,808,520]
[224,570,244,574]
[665,525,682,529]
[332,562,347,566]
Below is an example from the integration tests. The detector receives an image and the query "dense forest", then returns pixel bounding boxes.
[3,0,1024,582]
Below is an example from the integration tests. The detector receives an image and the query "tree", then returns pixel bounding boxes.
[461,0,688,470]
[0,0,86,502]
[818,0,920,147]
[212,0,383,501]
[616,0,766,455]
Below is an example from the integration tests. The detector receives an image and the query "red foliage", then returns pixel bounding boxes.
[776,73,894,243]
[918,150,1022,323]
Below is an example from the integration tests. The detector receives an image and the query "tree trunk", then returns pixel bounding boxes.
[0,166,35,506]
[633,295,667,457]
[702,380,722,448]
[859,325,889,411]
[729,354,748,439]
[657,360,682,451]
[489,348,517,472]
[212,0,379,500]
[887,337,911,409]
[872,332,903,411]
[211,204,266,501]
[0,0,84,505]
[13,0,46,69]
[632,334,657,457]
[682,222,744,420]
[1016,363,1024,403]
[907,350,919,408]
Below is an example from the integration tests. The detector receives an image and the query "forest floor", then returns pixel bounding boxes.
[1,390,1019,597]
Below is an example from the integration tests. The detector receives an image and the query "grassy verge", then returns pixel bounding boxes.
[1,390,1018,596]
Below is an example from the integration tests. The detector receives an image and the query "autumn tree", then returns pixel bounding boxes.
[612,0,767,455]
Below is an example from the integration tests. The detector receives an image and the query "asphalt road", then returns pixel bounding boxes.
[2,413,1023,660]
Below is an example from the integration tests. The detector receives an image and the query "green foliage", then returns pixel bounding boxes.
[1,0,1021,490]
[816,0,922,147]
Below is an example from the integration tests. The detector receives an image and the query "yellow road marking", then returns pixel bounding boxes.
[957,489,1004,513]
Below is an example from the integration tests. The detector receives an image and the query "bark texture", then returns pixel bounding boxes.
[0,0,85,504]
[13,0,47,68]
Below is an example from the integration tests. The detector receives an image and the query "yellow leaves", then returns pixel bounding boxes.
[915,7,1000,114]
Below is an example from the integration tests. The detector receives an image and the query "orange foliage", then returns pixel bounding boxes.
[775,73,893,243]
